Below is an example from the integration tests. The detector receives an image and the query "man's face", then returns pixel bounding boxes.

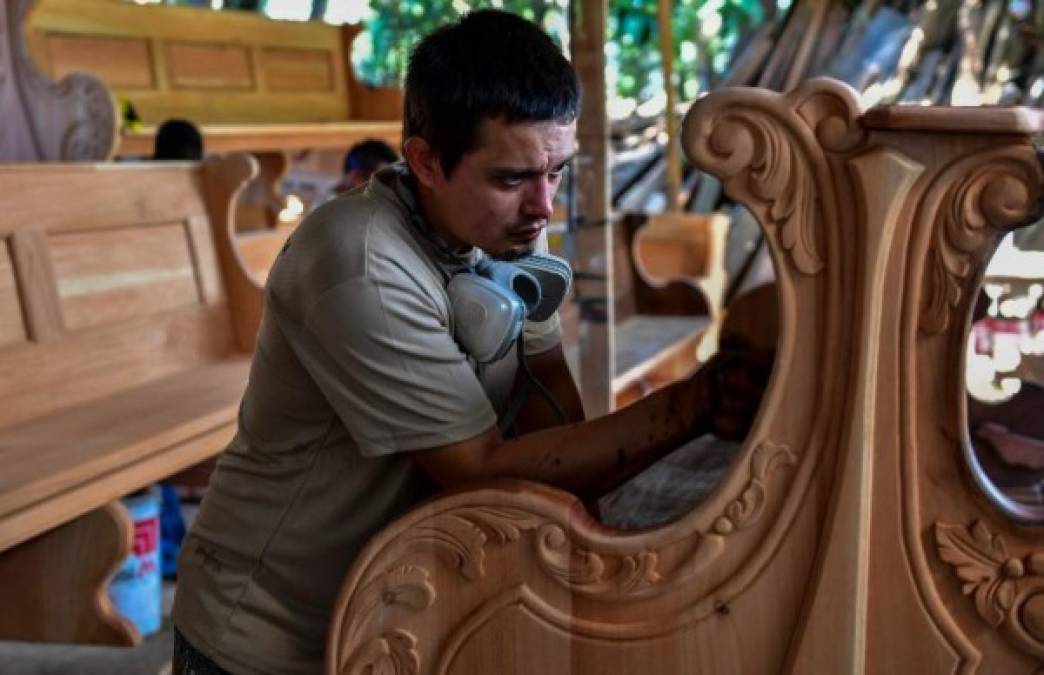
[425,118,576,259]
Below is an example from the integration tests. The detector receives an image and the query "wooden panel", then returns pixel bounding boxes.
[263,47,333,92]
[0,304,234,428]
[8,230,64,343]
[48,223,201,331]
[166,42,253,90]
[185,216,225,307]
[0,163,208,237]
[45,33,153,88]
[0,240,27,348]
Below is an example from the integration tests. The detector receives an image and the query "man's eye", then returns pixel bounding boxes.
[500,176,523,187]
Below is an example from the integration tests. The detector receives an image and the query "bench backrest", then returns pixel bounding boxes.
[0,154,258,428]
[24,0,399,125]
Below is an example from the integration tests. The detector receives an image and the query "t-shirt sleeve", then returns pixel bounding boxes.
[299,273,497,458]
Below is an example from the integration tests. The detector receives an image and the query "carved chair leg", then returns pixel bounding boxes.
[0,501,140,645]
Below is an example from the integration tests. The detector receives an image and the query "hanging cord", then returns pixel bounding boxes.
[497,334,568,437]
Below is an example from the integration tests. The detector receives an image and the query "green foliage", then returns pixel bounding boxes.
[353,0,766,103]
[181,0,769,105]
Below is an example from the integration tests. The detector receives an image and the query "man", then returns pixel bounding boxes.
[172,10,763,674]
[333,139,399,195]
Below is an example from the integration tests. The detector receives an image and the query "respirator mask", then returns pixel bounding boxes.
[446,252,572,364]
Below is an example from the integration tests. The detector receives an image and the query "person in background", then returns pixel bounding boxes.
[153,119,203,161]
[333,138,399,194]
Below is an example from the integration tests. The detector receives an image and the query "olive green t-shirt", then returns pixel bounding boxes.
[172,164,561,674]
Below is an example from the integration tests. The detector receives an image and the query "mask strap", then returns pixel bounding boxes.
[497,334,568,437]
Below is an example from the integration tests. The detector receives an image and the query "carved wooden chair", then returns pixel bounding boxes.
[324,79,1044,674]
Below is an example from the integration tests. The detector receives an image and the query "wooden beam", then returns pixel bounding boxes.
[570,0,614,417]
[657,0,681,210]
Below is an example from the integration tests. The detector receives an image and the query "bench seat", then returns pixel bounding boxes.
[613,314,711,401]
[0,357,250,552]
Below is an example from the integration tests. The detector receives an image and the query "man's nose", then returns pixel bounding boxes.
[521,177,555,220]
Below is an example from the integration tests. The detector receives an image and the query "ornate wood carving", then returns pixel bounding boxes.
[0,0,116,161]
[919,153,1041,334]
[935,520,1044,660]
[681,79,866,276]
[326,81,1044,675]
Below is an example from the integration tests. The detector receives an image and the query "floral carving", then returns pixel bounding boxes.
[712,441,797,535]
[935,520,1044,657]
[936,521,1022,627]
[344,629,421,675]
[536,524,661,595]
[683,81,864,277]
[919,154,1041,334]
[706,109,824,275]
[400,507,545,582]
[338,566,435,675]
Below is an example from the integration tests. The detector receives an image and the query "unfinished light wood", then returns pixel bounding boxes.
[0,154,260,644]
[569,0,614,418]
[0,502,137,645]
[326,79,1044,674]
[237,225,295,284]
[0,0,117,160]
[24,0,402,156]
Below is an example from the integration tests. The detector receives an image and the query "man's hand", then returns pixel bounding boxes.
[692,344,773,441]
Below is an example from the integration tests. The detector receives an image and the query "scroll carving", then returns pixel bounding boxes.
[712,441,797,535]
[343,629,422,675]
[338,566,435,675]
[935,520,1044,659]
[1,0,117,161]
[919,154,1042,334]
[536,525,661,594]
[682,79,865,276]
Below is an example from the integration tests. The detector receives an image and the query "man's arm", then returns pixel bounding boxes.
[414,369,710,499]
[415,345,769,499]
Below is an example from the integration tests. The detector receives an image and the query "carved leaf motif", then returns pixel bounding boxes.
[344,565,435,647]
[408,516,488,581]
[710,112,825,275]
[345,629,421,675]
[340,565,435,674]
[380,565,437,611]
[714,441,797,534]
[920,157,1039,334]
[465,506,545,544]
[935,521,1014,627]
[536,524,660,595]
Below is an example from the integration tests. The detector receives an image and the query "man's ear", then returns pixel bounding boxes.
[403,136,441,188]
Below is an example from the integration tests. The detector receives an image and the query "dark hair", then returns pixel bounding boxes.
[344,139,399,176]
[404,9,580,177]
[153,119,203,160]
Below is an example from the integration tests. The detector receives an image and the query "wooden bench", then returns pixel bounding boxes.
[0,153,262,645]
[24,0,402,229]
[325,80,1044,674]
[558,210,727,410]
